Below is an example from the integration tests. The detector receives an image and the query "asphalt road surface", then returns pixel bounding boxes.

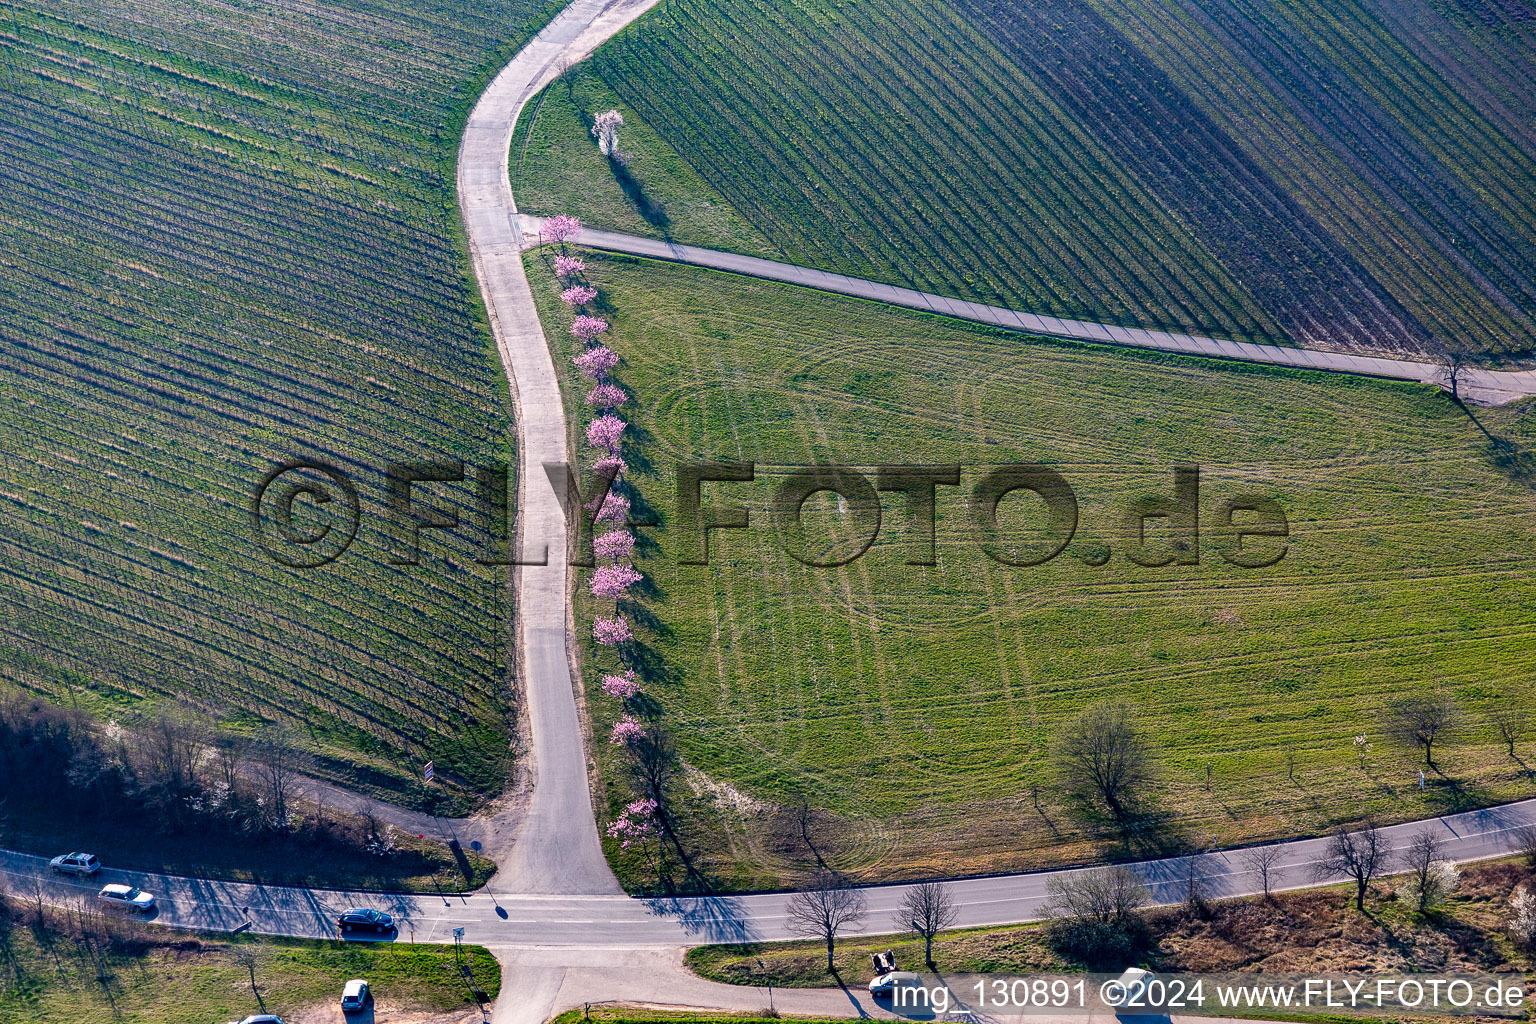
[517,215,1536,406]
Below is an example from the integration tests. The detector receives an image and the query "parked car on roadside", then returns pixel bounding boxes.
[1104,967,1157,1009]
[341,978,371,1013]
[48,852,100,876]
[869,971,923,998]
[337,908,394,935]
[96,883,155,912]
[231,1015,285,1024]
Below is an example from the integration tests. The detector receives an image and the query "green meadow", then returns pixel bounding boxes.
[532,249,1536,888]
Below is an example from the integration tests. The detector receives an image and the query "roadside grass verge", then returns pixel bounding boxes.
[528,248,1536,892]
[518,0,1536,357]
[0,803,493,895]
[0,0,562,810]
[0,896,499,1024]
[686,859,1536,987]
[510,68,777,258]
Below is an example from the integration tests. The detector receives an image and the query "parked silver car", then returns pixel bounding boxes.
[341,978,371,1013]
[48,852,100,876]
[96,883,155,912]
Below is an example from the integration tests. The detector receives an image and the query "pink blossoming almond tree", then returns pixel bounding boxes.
[544,214,581,244]
[602,670,642,700]
[605,797,657,849]
[585,414,626,454]
[585,382,627,408]
[609,715,644,745]
[590,564,643,600]
[593,454,628,478]
[570,315,609,342]
[574,346,619,379]
[561,285,598,307]
[593,529,635,563]
[554,255,585,278]
[592,491,630,526]
[593,616,633,646]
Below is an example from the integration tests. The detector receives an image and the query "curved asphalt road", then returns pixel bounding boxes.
[5,796,1536,1021]
[516,217,1536,406]
[457,0,663,897]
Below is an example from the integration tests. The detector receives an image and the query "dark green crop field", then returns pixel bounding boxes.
[0,0,558,806]
[517,0,1536,359]
[531,250,1536,890]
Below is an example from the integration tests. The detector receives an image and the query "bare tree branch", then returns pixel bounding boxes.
[785,869,867,973]
[895,881,957,966]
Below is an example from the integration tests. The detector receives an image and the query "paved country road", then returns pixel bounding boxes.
[516,216,1536,406]
[5,795,1536,1021]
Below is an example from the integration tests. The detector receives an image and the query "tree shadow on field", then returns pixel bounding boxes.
[1459,403,1536,488]
[609,156,670,232]
[621,638,674,686]
[1423,770,1490,815]
[619,597,672,638]
[1095,806,1188,862]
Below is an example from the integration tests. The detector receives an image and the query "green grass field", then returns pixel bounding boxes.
[531,249,1536,890]
[517,0,1536,358]
[0,0,560,807]
[0,921,499,1024]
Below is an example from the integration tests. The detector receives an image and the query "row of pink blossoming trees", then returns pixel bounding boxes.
[545,215,698,890]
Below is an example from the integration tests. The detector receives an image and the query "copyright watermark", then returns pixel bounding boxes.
[249,457,1290,571]
[871,973,1525,1017]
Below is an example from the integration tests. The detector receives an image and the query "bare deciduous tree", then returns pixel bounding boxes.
[1400,828,1458,913]
[785,869,867,973]
[1045,865,1149,924]
[1385,693,1459,767]
[1315,821,1387,911]
[1244,844,1284,899]
[1513,825,1536,870]
[895,881,957,966]
[1181,849,1215,915]
[1435,348,1471,403]
[252,724,304,830]
[1055,701,1155,835]
[1488,706,1529,760]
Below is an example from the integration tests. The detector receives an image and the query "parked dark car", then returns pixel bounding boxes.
[338,908,394,934]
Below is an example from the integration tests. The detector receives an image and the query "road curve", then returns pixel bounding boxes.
[457,0,661,896]
[517,216,1536,406]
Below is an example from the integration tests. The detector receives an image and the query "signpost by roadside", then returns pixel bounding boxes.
[757,957,774,1014]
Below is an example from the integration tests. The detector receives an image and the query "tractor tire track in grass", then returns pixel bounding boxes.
[525,248,1536,887]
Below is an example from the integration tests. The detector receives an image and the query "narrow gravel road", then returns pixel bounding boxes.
[517,215,1536,406]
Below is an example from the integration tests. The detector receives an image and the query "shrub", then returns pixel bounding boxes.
[1508,885,1536,947]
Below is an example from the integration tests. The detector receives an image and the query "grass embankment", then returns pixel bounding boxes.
[0,899,498,1024]
[528,249,1536,892]
[0,0,561,810]
[518,0,1536,357]
[0,811,493,895]
[688,860,1536,988]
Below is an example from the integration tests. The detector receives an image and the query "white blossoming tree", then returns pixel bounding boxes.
[592,109,624,159]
